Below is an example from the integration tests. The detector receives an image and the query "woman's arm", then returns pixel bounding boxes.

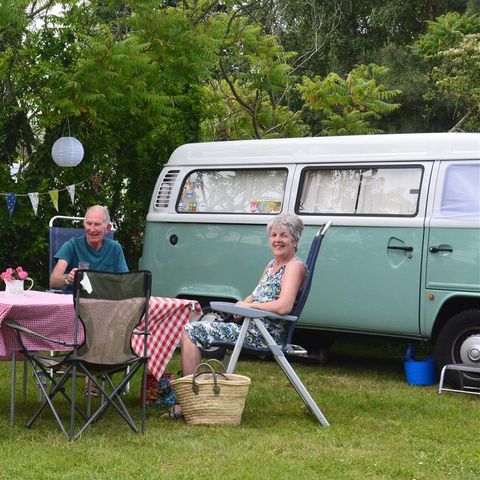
[236,261,306,315]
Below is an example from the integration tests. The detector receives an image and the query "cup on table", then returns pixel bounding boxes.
[78,262,90,270]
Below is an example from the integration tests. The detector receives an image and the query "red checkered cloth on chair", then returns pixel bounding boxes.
[132,297,202,381]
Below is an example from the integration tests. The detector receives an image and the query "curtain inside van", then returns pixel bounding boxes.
[435,163,480,219]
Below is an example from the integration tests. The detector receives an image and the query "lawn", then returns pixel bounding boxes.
[0,339,479,480]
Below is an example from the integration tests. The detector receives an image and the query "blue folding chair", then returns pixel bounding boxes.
[49,215,115,278]
[210,221,332,426]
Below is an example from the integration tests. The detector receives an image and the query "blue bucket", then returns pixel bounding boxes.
[404,355,437,386]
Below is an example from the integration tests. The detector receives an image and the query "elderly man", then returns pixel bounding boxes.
[49,205,129,397]
[50,205,128,290]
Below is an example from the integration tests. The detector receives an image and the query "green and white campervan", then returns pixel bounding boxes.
[139,133,480,377]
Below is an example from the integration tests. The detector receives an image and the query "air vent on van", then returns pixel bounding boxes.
[155,170,180,209]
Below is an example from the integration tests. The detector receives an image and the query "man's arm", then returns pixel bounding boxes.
[50,259,75,289]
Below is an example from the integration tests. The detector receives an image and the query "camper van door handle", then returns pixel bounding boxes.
[429,246,453,253]
[387,246,413,252]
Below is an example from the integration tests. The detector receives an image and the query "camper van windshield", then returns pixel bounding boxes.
[298,166,423,216]
[177,169,287,214]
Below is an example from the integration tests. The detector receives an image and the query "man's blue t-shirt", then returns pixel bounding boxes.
[54,235,129,275]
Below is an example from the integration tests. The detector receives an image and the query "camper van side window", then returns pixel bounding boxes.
[298,166,423,216]
[433,163,480,220]
[177,169,287,214]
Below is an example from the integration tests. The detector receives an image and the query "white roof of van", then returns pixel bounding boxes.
[167,133,480,165]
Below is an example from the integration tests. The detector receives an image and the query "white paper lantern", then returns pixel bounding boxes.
[51,136,84,167]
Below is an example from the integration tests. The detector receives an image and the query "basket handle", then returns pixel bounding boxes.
[192,361,227,396]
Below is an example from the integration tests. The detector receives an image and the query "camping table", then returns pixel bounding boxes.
[0,291,76,426]
[0,292,202,424]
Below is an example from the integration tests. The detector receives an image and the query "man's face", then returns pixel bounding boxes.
[84,208,110,250]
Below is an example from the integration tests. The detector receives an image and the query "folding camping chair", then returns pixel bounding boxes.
[438,363,480,396]
[47,215,126,395]
[209,221,332,426]
[5,270,152,440]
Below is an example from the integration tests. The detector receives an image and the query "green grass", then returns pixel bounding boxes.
[1,340,479,480]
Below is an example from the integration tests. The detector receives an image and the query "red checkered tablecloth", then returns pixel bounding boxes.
[0,292,202,381]
[0,291,77,359]
[132,297,202,381]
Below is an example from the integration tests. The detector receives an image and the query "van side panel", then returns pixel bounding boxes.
[426,227,480,292]
[299,225,423,335]
[141,222,423,336]
[140,222,270,301]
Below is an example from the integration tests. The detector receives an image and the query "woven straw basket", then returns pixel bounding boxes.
[171,361,251,426]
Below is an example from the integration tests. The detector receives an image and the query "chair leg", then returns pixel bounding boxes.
[10,350,17,427]
[253,319,329,427]
[22,359,28,402]
[225,318,251,374]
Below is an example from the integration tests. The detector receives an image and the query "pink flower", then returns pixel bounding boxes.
[1,266,29,282]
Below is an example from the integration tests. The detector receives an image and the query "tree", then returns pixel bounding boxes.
[0,1,218,286]
[297,64,401,135]
[412,11,480,131]
[200,14,309,140]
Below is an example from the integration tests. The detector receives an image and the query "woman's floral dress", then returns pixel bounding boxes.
[184,258,304,350]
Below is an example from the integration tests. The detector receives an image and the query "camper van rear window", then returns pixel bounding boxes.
[298,166,423,216]
[177,169,287,214]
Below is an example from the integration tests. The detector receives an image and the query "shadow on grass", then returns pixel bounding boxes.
[238,334,437,383]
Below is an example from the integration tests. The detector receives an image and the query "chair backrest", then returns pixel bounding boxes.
[72,270,152,365]
[49,216,114,275]
[285,221,332,345]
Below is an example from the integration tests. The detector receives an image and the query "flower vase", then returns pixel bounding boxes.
[4,277,34,296]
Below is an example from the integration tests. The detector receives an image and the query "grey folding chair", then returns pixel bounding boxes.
[6,270,152,440]
[209,221,332,426]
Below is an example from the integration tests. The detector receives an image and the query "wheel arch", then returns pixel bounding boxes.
[431,296,480,343]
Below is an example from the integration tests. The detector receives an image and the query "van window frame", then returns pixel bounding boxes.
[295,164,425,217]
[175,167,289,215]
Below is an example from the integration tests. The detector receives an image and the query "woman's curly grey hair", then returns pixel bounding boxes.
[267,214,304,243]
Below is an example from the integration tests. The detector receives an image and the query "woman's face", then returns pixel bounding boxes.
[269,226,297,258]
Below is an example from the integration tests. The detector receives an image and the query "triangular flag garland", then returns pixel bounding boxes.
[28,192,39,215]
[66,184,76,205]
[6,193,16,217]
[0,176,101,217]
[49,189,59,212]
[91,174,100,192]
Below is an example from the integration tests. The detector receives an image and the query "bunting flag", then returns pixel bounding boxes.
[66,184,76,205]
[49,189,59,211]
[28,192,39,215]
[6,193,16,217]
[0,174,101,217]
[91,174,100,192]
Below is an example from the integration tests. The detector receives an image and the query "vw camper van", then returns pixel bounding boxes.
[139,133,480,379]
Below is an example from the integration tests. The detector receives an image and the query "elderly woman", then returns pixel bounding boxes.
[180,213,306,376]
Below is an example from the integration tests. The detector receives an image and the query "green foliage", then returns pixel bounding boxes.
[412,11,480,130]
[198,12,308,139]
[297,64,401,135]
[432,34,480,131]
[412,11,480,57]
[0,0,227,285]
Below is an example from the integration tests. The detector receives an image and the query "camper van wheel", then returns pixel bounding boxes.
[437,309,480,388]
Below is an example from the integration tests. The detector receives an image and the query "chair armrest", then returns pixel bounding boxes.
[210,301,298,323]
[3,320,77,348]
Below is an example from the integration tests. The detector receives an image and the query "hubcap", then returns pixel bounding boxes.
[459,334,480,364]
